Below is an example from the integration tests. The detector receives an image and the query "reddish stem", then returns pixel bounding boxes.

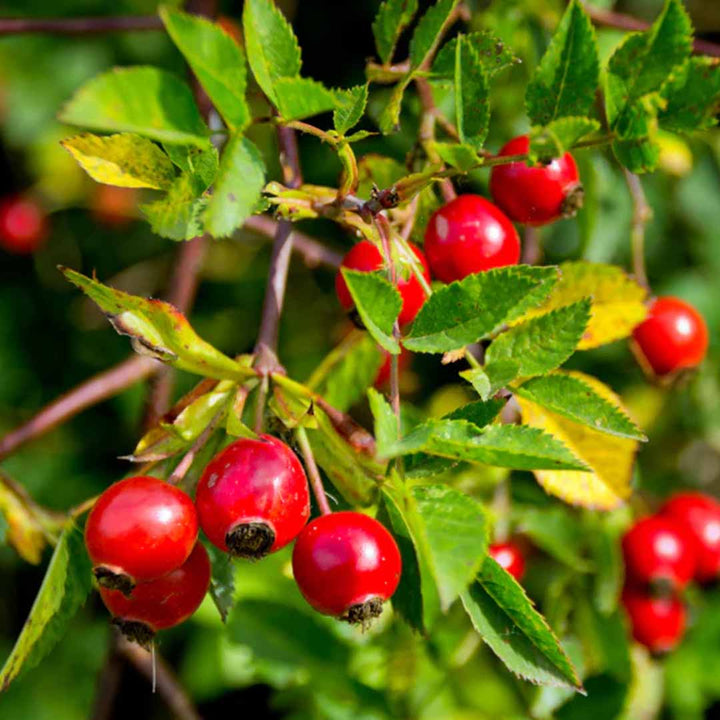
[0,15,162,35]
[296,427,332,515]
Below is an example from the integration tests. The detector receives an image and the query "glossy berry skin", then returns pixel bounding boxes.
[423,195,520,283]
[662,493,720,582]
[374,347,411,389]
[489,541,526,582]
[196,435,310,558]
[292,511,402,621]
[0,195,48,254]
[85,476,198,589]
[489,135,582,226]
[632,297,708,376]
[622,587,686,654]
[622,515,696,592]
[335,240,431,326]
[99,543,211,644]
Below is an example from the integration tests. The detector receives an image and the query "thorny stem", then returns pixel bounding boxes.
[623,168,652,289]
[583,3,720,58]
[295,427,332,515]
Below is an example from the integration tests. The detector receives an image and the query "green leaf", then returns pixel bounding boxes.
[62,268,255,381]
[372,0,418,65]
[242,0,301,104]
[368,388,398,458]
[529,117,600,164]
[605,0,692,125]
[525,0,599,126]
[454,35,490,150]
[433,142,479,171]
[659,56,720,132]
[141,173,207,240]
[59,67,210,147]
[446,398,506,428]
[432,31,519,79]
[205,542,236,622]
[460,361,520,401]
[461,556,582,690]
[486,300,591,377]
[341,268,402,354]
[0,524,92,691]
[514,374,646,441]
[403,266,558,354]
[273,76,337,121]
[378,77,411,135]
[160,6,250,132]
[163,143,219,187]
[385,419,587,471]
[556,675,625,719]
[61,132,176,189]
[204,135,266,237]
[333,84,369,135]
[409,0,459,71]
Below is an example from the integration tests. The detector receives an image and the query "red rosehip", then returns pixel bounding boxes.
[0,195,48,254]
[196,434,310,559]
[85,476,199,594]
[662,493,720,582]
[335,240,430,325]
[489,541,526,582]
[99,542,211,647]
[622,515,696,592]
[423,195,520,283]
[632,297,708,377]
[292,511,402,623]
[489,135,583,226]
[621,586,686,654]
[374,347,412,389]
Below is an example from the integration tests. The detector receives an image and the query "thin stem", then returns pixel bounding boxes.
[295,427,332,515]
[492,478,511,543]
[623,168,651,289]
[0,15,162,35]
[167,410,223,485]
[521,226,542,266]
[583,3,720,58]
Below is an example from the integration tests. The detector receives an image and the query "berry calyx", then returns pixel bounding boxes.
[661,492,720,583]
[99,543,211,647]
[423,195,520,283]
[622,515,696,592]
[335,240,431,326]
[85,476,199,595]
[489,135,583,226]
[196,434,310,559]
[621,586,686,654]
[632,296,708,376]
[291,511,402,623]
[489,541,526,581]
[0,194,48,254]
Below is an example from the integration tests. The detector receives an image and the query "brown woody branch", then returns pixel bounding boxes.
[0,15,162,35]
[583,3,720,58]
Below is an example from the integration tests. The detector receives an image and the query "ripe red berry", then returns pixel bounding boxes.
[85,476,199,594]
[632,296,708,376]
[621,586,686,654]
[374,347,412,389]
[662,493,720,582]
[489,135,583,226]
[622,515,696,592]
[489,541,526,581]
[335,240,431,325]
[0,195,48,254]
[292,511,402,623]
[99,542,211,647]
[423,195,520,283]
[196,434,310,559]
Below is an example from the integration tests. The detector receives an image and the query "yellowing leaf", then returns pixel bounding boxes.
[515,262,647,349]
[516,371,638,510]
[0,474,49,564]
[61,132,176,189]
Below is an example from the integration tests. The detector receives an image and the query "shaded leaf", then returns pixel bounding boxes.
[205,542,236,622]
[59,67,210,147]
[659,56,720,132]
[460,361,519,401]
[432,31,520,79]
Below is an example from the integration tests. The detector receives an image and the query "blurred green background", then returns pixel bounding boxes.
[1,0,719,718]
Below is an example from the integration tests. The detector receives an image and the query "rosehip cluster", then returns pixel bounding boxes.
[336,135,581,323]
[85,435,402,642]
[621,492,720,654]
[632,296,708,378]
